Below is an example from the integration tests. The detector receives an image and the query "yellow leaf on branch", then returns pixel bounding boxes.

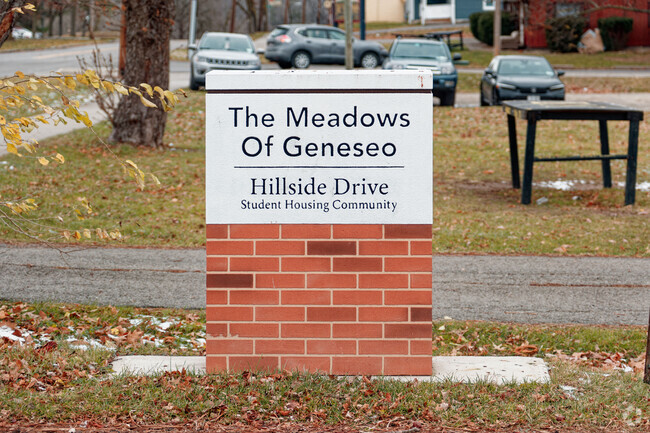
[38,157,49,166]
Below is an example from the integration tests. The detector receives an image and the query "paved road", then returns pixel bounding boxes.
[0,244,647,325]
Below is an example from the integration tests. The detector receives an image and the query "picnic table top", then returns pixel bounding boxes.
[502,100,644,120]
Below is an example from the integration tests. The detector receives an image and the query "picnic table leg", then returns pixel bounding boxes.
[521,118,537,205]
[598,120,612,188]
[507,114,520,189]
[624,118,640,206]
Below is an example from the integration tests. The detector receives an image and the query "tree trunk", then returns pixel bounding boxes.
[0,1,23,47]
[58,7,64,36]
[109,0,175,148]
[48,3,54,36]
[70,1,77,36]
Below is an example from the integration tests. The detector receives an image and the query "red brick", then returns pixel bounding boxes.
[307,307,356,322]
[307,241,356,255]
[206,290,227,305]
[230,257,279,272]
[358,307,409,322]
[207,307,253,322]
[230,224,279,239]
[230,290,279,305]
[282,323,331,338]
[256,339,304,354]
[281,356,330,372]
[411,340,433,356]
[206,356,227,372]
[256,274,305,289]
[255,306,305,321]
[411,274,432,289]
[206,274,253,288]
[359,241,409,255]
[333,290,382,305]
[281,224,331,239]
[307,274,356,289]
[384,356,432,375]
[229,356,279,371]
[385,225,431,239]
[282,290,330,305]
[332,324,382,338]
[206,257,227,272]
[359,274,408,289]
[333,225,383,239]
[230,323,279,338]
[282,257,331,272]
[385,290,431,305]
[385,258,432,272]
[411,307,432,322]
[333,258,382,272]
[410,240,432,255]
[385,324,432,339]
[307,340,356,355]
[206,240,253,255]
[206,225,228,239]
[206,323,227,337]
[358,340,408,355]
[206,339,253,354]
[256,241,305,255]
[332,357,382,375]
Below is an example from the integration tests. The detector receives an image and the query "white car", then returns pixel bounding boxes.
[12,27,33,39]
[189,32,261,90]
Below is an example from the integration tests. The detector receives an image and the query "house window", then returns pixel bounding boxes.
[555,3,583,17]
[482,0,495,11]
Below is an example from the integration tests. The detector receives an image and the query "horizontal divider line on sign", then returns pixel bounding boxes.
[207,89,432,94]
[233,166,405,169]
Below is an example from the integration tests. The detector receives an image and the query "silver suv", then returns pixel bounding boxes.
[190,32,261,90]
[265,24,388,69]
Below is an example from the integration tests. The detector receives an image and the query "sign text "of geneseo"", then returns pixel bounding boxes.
[228,106,410,158]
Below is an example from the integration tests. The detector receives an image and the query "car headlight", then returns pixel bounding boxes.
[196,56,207,63]
[496,82,517,90]
[549,83,565,91]
[440,65,455,75]
[387,63,405,70]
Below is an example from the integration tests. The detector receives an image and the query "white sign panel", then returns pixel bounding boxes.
[206,70,432,224]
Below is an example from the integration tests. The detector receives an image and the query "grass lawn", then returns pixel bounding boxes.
[0,36,115,53]
[457,73,650,94]
[1,91,648,254]
[0,301,647,430]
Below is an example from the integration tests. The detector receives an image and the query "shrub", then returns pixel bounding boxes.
[598,16,633,51]
[476,11,516,46]
[545,15,587,52]
[469,12,482,40]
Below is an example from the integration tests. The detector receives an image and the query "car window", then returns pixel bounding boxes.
[328,30,346,40]
[296,28,307,37]
[487,59,497,72]
[498,58,555,76]
[391,42,449,60]
[270,27,288,37]
[199,35,254,53]
[306,28,328,39]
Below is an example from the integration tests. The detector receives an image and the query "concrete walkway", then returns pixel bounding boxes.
[0,244,647,325]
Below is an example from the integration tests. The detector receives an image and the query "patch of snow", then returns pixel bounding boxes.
[0,325,25,343]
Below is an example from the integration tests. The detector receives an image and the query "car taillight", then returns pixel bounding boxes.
[276,35,292,43]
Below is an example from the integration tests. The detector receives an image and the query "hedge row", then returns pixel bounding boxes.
[469,11,515,46]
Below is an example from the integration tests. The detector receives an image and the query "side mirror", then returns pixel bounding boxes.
[189,43,197,51]
[452,53,462,61]
[256,48,265,55]
[557,70,565,77]
[484,68,493,76]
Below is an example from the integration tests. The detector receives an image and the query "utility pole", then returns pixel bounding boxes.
[360,0,365,40]
[88,0,94,39]
[119,0,126,76]
[230,0,237,32]
[493,0,501,56]
[344,0,353,69]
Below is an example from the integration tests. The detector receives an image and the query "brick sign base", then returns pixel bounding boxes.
[206,223,432,376]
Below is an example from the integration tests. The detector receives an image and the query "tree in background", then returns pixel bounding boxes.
[109,0,174,148]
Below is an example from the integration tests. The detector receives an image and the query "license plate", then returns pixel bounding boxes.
[527,95,541,101]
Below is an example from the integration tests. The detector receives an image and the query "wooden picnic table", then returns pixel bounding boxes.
[502,100,644,205]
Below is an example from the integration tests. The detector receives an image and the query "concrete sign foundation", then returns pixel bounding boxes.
[205,70,433,375]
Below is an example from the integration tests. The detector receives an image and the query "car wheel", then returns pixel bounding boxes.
[278,61,292,69]
[360,52,379,69]
[291,51,311,69]
[189,67,200,91]
[440,91,455,107]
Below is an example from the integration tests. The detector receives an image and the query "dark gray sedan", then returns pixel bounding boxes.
[480,55,565,106]
[265,24,388,69]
